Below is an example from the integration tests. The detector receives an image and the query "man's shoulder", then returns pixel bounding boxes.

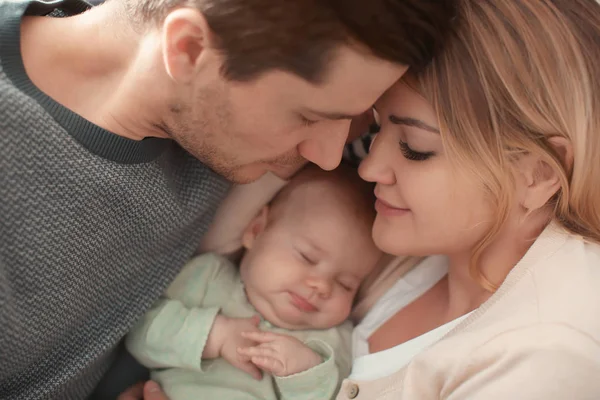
[0,62,40,116]
[0,66,17,108]
[0,68,67,165]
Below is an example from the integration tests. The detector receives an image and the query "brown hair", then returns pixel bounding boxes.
[127,0,455,82]
[410,0,600,290]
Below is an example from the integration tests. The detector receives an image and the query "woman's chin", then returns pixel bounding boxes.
[372,222,431,257]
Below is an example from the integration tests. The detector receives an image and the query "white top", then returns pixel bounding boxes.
[350,312,472,380]
[350,255,474,381]
[352,255,448,359]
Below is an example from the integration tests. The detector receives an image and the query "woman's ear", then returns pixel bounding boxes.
[241,206,269,250]
[517,136,572,213]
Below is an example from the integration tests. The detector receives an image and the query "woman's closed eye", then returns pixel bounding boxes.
[399,140,434,161]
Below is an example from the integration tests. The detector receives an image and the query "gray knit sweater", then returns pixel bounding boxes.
[0,0,230,398]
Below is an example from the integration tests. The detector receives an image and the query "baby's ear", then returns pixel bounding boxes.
[241,206,269,250]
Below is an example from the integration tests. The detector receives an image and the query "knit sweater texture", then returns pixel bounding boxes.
[0,0,230,397]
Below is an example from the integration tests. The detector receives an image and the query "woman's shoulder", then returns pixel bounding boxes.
[461,226,600,349]
[525,229,600,336]
[404,253,600,400]
[414,322,600,400]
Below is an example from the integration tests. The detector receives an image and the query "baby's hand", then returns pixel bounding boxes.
[237,331,322,377]
[208,315,263,380]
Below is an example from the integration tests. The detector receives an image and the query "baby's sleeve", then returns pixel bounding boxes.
[125,254,230,371]
[274,321,354,400]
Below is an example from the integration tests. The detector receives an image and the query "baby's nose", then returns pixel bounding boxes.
[308,277,333,298]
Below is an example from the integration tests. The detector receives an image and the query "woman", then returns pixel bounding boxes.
[339,0,600,398]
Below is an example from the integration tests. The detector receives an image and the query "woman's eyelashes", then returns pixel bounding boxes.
[371,109,437,161]
[399,140,434,161]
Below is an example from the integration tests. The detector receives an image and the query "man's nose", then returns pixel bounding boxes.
[298,119,351,171]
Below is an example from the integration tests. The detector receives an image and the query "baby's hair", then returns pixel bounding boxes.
[269,162,376,229]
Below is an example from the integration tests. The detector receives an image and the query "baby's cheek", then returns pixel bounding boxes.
[331,296,354,324]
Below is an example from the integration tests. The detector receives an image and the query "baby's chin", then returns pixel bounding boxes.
[260,304,316,330]
[254,299,330,331]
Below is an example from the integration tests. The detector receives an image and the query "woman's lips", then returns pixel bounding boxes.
[374,197,410,217]
[288,292,318,313]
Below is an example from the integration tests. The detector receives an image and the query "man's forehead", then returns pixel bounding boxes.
[309,46,408,115]
[244,49,406,119]
[331,46,406,84]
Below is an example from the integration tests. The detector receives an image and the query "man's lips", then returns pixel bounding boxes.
[288,292,318,313]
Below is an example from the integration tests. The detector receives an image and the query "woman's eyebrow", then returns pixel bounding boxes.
[389,114,440,134]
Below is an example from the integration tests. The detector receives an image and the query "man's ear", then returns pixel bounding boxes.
[241,206,270,250]
[517,136,572,213]
[161,8,213,83]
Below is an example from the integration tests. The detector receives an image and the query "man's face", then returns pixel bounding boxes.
[165,45,407,183]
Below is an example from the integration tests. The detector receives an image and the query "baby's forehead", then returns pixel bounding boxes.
[279,176,367,212]
[282,202,379,265]
[274,182,371,238]
[281,191,365,232]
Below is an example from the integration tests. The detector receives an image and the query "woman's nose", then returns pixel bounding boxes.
[358,133,396,186]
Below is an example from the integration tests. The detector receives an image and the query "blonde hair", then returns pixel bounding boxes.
[409,0,600,291]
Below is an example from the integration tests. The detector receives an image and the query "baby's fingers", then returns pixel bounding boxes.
[237,345,278,359]
[237,351,251,363]
[250,355,285,376]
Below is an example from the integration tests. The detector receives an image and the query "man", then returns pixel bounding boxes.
[0,0,453,398]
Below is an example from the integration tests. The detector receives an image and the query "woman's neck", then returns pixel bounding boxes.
[444,212,551,318]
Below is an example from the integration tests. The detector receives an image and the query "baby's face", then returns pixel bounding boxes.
[240,189,380,330]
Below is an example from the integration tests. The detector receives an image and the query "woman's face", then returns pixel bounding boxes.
[359,82,495,257]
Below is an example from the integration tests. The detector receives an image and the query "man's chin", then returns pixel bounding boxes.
[225,162,307,184]
[206,163,267,184]
[223,168,269,184]
[270,167,304,180]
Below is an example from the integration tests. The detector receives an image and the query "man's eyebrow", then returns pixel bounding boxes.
[308,109,364,120]
[389,115,440,134]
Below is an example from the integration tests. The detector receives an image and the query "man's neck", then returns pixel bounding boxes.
[19,1,170,140]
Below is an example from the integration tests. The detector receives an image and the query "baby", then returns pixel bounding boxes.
[126,164,382,400]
